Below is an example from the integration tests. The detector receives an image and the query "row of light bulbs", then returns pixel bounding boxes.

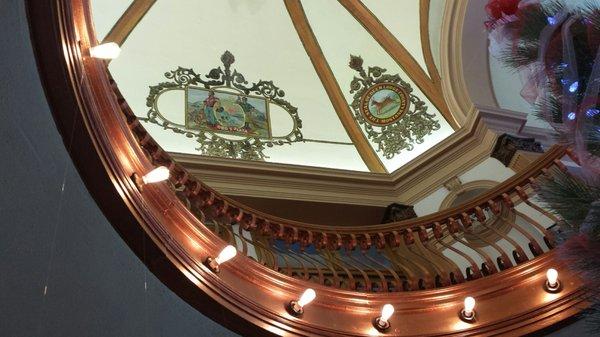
[286,268,562,332]
[130,166,240,271]
[134,166,563,331]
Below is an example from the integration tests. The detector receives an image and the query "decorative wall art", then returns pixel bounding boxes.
[185,88,271,138]
[348,55,440,159]
[145,51,303,160]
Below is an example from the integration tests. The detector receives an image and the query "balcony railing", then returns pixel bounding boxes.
[122,90,568,292]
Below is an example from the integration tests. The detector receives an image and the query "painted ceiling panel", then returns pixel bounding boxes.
[361,0,429,77]
[98,0,455,173]
[301,0,453,172]
[91,0,133,41]
[107,0,368,171]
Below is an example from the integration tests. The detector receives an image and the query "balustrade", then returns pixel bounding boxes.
[111,74,572,293]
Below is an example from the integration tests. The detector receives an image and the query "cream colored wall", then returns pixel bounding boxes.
[91,0,132,40]
[413,157,514,216]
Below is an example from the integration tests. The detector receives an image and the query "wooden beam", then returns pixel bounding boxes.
[338,0,459,129]
[101,0,156,46]
[419,0,442,85]
[284,0,387,173]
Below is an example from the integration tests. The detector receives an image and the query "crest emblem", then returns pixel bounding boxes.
[348,55,440,159]
[359,82,409,126]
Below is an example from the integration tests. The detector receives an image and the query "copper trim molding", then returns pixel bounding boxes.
[27,1,587,336]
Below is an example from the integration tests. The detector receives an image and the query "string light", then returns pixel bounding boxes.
[568,81,579,93]
[287,289,316,317]
[373,304,394,332]
[89,42,121,59]
[204,245,237,273]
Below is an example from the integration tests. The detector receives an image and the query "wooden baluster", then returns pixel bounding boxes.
[418,226,464,285]
[432,222,480,280]
[448,218,498,275]
[409,227,451,287]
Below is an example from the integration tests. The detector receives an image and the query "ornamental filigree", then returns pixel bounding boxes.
[348,55,440,159]
[145,51,303,160]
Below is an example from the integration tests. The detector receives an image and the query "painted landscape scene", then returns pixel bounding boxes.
[186,87,270,138]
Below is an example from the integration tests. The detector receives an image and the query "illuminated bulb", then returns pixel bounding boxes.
[215,245,237,265]
[379,304,394,325]
[545,268,560,292]
[463,296,476,318]
[142,166,170,184]
[204,245,237,273]
[297,288,316,308]
[89,42,121,59]
[373,303,395,331]
[568,81,579,93]
[287,288,316,316]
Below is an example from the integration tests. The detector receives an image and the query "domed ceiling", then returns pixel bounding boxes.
[93,0,457,173]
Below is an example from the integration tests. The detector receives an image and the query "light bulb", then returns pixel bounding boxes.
[215,245,237,265]
[89,42,121,59]
[142,166,170,184]
[463,297,476,318]
[297,288,316,308]
[379,304,394,324]
[547,268,558,287]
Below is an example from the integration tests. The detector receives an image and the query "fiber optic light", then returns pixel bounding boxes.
[89,42,121,59]
[373,304,394,332]
[287,288,316,317]
[204,245,237,273]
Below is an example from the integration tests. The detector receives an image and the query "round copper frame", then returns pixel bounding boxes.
[26,1,588,336]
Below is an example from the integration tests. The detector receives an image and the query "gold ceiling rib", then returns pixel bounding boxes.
[419,0,442,85]
[285,0,387,174]
[338,0,460,130]
[101,0,156,46]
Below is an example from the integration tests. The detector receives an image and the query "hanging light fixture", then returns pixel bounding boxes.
[132,166,170,190]
[286,288,316,317]
[204,245,237,273]
[89,42,121,59]
[373,304,394,332]
[544,268,561,293]
[459,296,476,322]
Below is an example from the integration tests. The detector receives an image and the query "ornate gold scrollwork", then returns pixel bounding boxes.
[145,51,303,160]
[348,55,440,159]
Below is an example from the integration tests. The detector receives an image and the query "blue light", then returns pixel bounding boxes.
[567,112,577,120]
[547,16,557,25]
[569,81,579,93]
[587,108,600,117]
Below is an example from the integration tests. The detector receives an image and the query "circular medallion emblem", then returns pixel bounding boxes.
[359,83,409,126]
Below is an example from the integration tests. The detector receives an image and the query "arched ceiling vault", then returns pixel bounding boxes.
[94,0,465,175]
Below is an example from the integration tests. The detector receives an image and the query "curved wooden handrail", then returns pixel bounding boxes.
[27,1,587,335]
